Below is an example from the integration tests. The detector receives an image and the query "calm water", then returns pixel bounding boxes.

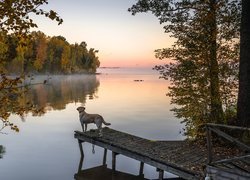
[0,68,184,180]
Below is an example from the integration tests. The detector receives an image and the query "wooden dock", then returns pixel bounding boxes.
[74,127,208,179]
[74,126,250,180]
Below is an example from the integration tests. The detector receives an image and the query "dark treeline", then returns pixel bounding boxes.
[0,31,100,74]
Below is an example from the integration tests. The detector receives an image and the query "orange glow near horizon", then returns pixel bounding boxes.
[99,57,171,68]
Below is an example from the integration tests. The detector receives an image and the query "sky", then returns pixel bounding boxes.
[33,0,174,68]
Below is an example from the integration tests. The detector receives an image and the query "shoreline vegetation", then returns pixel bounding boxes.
[0,31,100,75]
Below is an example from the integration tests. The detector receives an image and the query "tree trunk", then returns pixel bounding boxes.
[237,0,250,127]
[208,0,224,124]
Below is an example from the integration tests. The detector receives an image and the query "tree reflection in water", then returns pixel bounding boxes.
[27,75,100,111]
[0,145,5,159]
[0,74,100,132]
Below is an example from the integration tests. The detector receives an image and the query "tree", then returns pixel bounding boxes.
[33,31,48,71]
[61,44,71,73]
[0,0,62,132]
[129,0,240,138]
[237,0,250,127]
[84,48,100,73]
[0,32,8,68]
[0,0,62,36]
[46,36,66,73]
[15,37,34,73]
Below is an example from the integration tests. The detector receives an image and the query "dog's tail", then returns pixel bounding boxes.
[103,121,111,126]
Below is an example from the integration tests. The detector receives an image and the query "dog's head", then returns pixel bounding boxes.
[77,106,85,113]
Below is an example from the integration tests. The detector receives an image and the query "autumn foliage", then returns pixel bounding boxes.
[130,0,241,138]
[0,0,64,133]
[1,31,100,74]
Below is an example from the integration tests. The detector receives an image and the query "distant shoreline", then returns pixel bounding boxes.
[99,67,120,69]
[6,72,101,77]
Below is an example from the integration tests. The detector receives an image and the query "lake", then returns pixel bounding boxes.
[0,68,184,180]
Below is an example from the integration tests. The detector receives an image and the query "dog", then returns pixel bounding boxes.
[76,106,111,135]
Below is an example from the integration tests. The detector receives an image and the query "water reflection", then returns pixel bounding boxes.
[0,145,5,158]
[27,75,100,112]
[75,152,147,180]
[75,165,147,180]
[0,68,184,180]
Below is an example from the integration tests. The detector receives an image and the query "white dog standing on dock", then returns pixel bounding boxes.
[76,106,111,135]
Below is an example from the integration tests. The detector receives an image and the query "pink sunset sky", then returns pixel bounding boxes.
[33,0,174,68]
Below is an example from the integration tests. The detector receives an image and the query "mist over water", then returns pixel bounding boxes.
[0,68,184,180]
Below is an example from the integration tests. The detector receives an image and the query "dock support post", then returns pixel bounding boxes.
[78,140,84,157]
[77,140,84,172]
[103,148,107,165]
[139,162,144,176]
[112,152,118,171]
[77,154,84,173]
[157,168,164,180]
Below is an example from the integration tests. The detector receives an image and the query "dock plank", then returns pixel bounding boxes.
[74,128,205,179]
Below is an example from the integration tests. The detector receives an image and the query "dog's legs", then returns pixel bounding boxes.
[97,127,102,137]
[85,124,88,132]
[96,123,102,137]
[80,123,85,132]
